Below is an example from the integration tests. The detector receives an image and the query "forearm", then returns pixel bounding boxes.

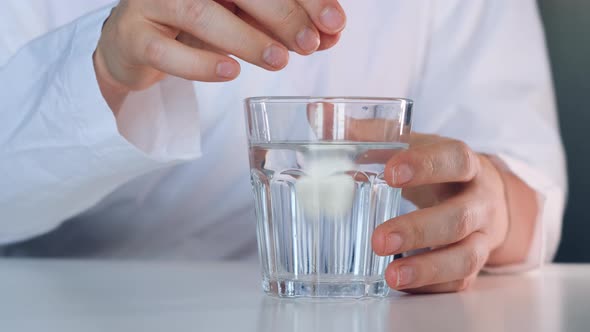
[0,6,201,244]
[486,156,539,267]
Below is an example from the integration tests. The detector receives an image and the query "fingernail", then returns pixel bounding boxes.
[296,27,320,53]
[385,233,403,253]
[263,44,289,69]
[397,266,415,288]
[216,61,237,78]
[393,164,413,185]
[320,6,346,32]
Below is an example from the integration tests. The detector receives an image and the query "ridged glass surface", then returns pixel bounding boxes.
[250,142,407,298]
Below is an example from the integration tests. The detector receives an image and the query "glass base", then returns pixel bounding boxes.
[262,277,391,298]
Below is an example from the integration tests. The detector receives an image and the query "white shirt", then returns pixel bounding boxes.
[0,0,566,269]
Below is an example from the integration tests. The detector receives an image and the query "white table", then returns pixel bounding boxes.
[0,260,588,332]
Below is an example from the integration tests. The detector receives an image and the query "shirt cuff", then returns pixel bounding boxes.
[482,154,566,274]
[64,4,201,165]
[116,76,201,161]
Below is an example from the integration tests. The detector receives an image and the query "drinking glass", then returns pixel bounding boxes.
[245,97,413,298]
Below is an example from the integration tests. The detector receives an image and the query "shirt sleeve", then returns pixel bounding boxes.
[412,0,567,271]
[0,6,201,244]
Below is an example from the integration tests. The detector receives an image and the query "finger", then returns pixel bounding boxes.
[138,31,240,82]
[403,275,477,294]
[176,32,214,51]
[384,232,489,290]
[346,119,402,142]
[372,196,486,256]
[215,0,237,12]
[306,102,336,140]
[233,0,321,54]
[355,149,404,165]
[385,140,481,187]
[408,132,442,147]
[401,184,449,209]
[318,31,341,51]
[176,31,234,56]
[235,7,271,34]
[146,0,289,71]
[250,145,268,168]
[235,7,340,53]
[296,0,346,34]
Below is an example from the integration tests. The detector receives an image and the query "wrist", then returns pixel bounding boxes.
[482,155,510,253]
[485,155,538,266]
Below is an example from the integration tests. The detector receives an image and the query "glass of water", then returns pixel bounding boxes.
[245,97,413,298]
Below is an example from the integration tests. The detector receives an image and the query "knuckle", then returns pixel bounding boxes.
[113,16,127,38]
[480,199,495,221]
[144,38,166,65]
[181,0,211,27]
[454,204,475,239]
[406,217,426,249]
[120,0,134,11]
[278,4,300,25]
[454,215,471,241]
[114,29,143,65]
[421,153,437,178]
[464,244,485,276]
[426,262,442,285]
[231,31,251,55]
[452,141,479,181]
[111,9,133,42]
[162,0,180,18]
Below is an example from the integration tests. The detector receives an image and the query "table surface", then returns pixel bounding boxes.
[1,260,589,332]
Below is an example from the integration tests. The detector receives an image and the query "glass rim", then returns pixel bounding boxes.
[245,96,413,105]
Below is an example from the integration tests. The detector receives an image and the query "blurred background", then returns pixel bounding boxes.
[539,0,590,262]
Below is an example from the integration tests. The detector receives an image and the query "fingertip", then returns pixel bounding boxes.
[392,164,414,187]
[319,6,347,34]
[384,158,397,187]
[385,152,415,187]
[263,44,290,70]
[317,32,342,51]
[295,26,321,55]
[385,264,399,289]
[234,61,242,77]
[371,230,387,256]
[215,60,240,80]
